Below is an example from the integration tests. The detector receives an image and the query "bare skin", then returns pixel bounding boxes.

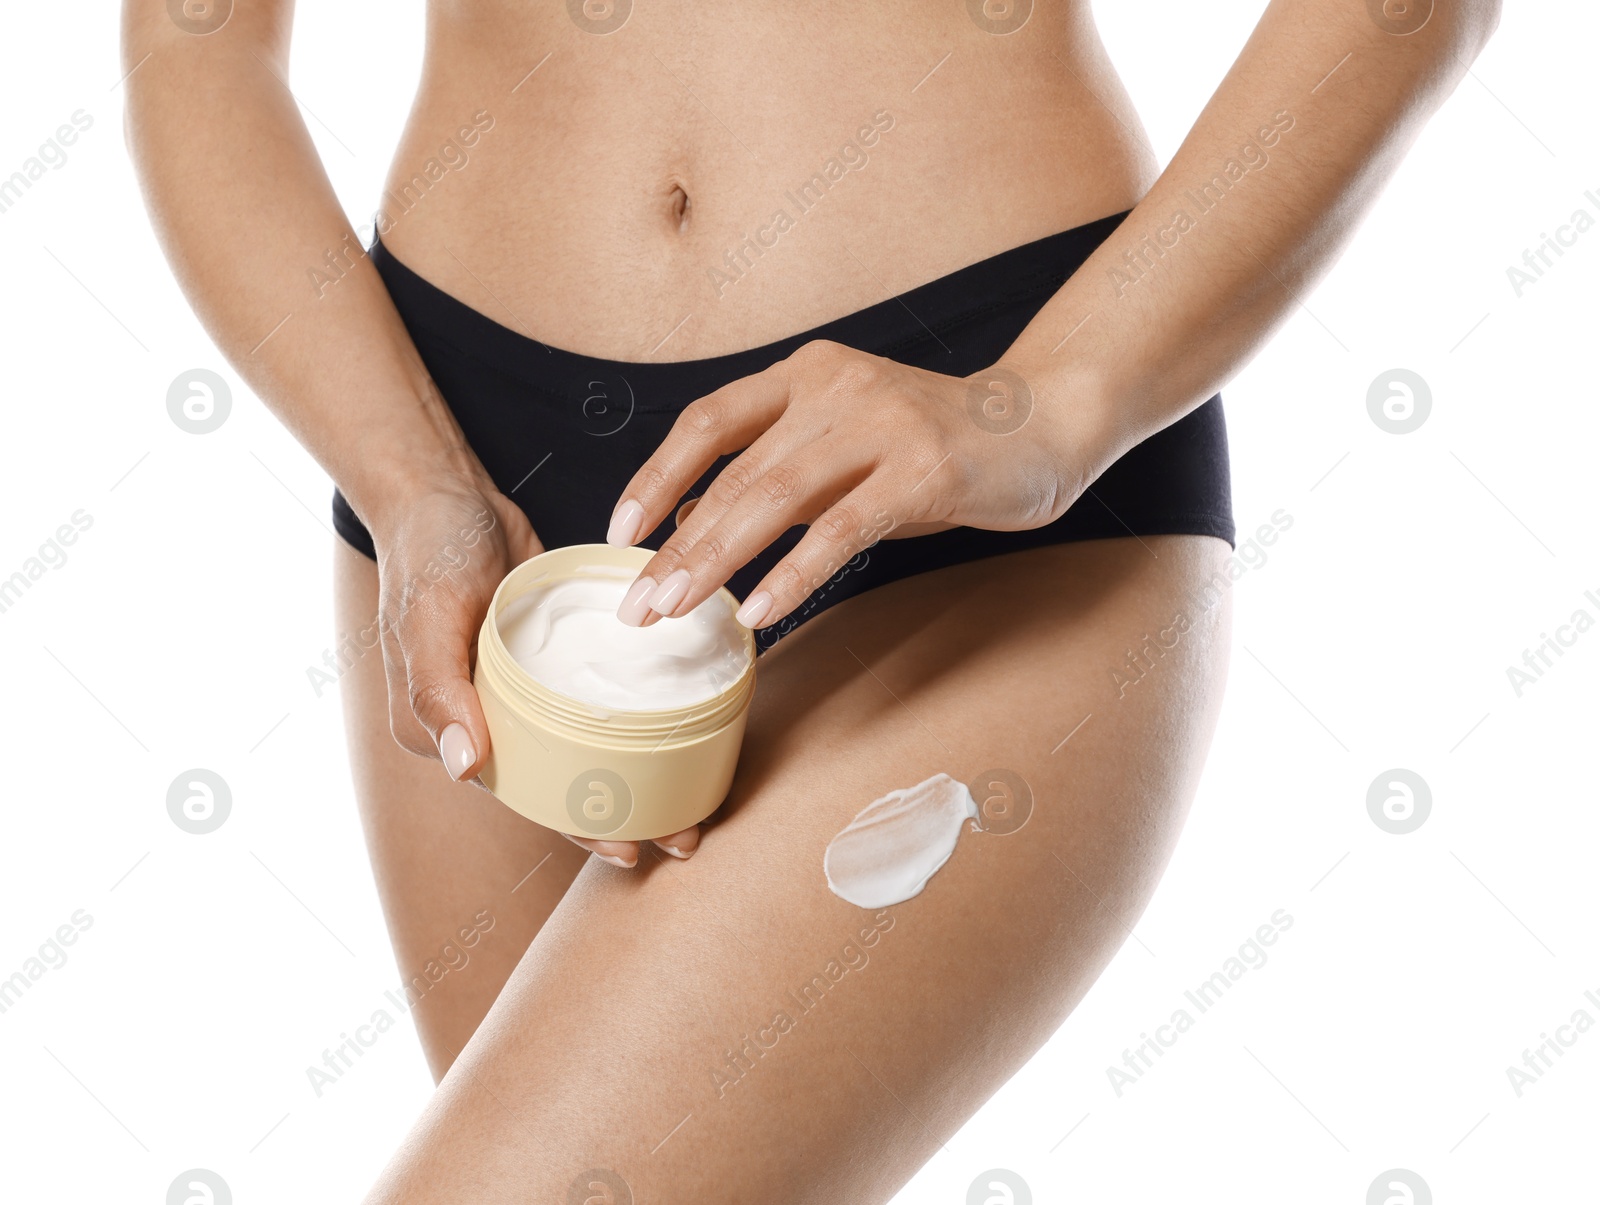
[122,0,1500,1197]
[344,531,1233,1202]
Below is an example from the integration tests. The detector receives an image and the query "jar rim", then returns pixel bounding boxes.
[477,544,756,730]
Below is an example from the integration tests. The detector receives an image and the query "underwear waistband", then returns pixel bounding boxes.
[368,210,1130,410]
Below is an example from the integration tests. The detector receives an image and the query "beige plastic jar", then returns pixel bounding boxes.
[472,543,757,841]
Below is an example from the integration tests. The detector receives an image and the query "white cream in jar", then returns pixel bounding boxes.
[495,564,750,712]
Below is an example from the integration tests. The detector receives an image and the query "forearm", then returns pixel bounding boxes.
[122,2,481,536]
[1005,0,1502,477]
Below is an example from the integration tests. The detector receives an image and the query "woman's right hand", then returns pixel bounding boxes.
[366,477,700,867]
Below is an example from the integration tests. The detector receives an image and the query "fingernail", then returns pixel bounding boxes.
[607,499,645,546]
[617,576,657,626]
[438,722,475,781]
[598,853,636,869]
[658,843,692,859]
[646,569,691,616]
[735,591,773,628]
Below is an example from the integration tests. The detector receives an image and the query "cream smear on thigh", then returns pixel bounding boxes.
[824,773,979,908]
[496,565,749,711]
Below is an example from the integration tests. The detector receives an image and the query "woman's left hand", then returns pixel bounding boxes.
[604,338,1100,629]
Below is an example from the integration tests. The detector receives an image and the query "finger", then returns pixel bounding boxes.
[637,440,875,621]
[618,423,836,624]
[733,477,922,630]
[614,418,814,625]
[376,598,415,733]
[561,832,640,869]
[397,583,495,783]
[652,825,701,860]
[379,594,448,762]
[605,360,795,548]
[648,427,797,565]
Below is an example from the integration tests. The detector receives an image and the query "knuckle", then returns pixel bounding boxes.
[885,387,926,421]
[827,356,882,395]
[710,457,759,506]
[679,398,723,439]
[814,502,862,547]
[406,671,455,727]
[633,459,675,500]
[790,338,839,369]
[694,528,740,570]
[759,463,805,508]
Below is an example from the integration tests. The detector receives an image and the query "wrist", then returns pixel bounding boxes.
[343,459,486,545]
[336,388,495,545]
[971,355,1126,506]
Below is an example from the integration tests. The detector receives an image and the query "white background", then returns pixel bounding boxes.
[0,2,1594,1202]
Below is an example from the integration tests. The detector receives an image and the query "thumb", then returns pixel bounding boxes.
[404,619,492,783]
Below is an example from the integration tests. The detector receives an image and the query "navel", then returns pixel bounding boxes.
[669,182,691,232]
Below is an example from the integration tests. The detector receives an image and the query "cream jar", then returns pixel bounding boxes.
[473,543,757,841]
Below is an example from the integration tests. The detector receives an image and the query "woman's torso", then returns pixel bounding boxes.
[379,0,1157,361]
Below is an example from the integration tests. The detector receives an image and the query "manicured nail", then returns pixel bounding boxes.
[658,843,691,860]
[598,853,636,869]
[438,722,476,781]
[735,591,773,628]
[617,576,657,626]
[646,569,691,616]
[607,499,645,546]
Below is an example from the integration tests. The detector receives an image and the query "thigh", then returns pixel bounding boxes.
[363,534,1234,1204]
[334,537,589,1081]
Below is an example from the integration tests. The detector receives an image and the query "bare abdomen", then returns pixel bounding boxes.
[377,0,1156,360]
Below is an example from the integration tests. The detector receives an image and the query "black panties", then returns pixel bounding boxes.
[333,210,1234,651]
